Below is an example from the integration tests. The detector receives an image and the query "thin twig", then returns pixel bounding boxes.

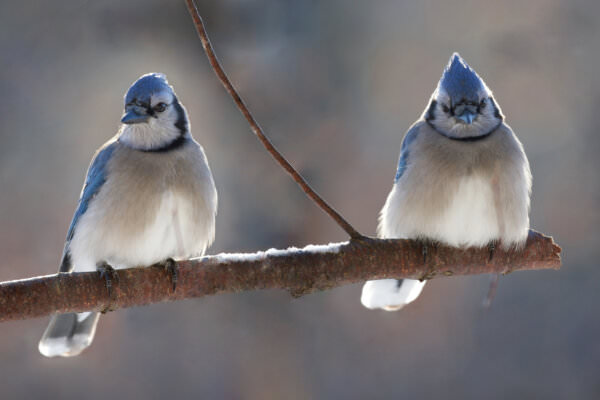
[0,230,561,322]
[184,0,362,239]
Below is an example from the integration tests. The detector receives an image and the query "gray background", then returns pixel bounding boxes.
[0,1,598,398]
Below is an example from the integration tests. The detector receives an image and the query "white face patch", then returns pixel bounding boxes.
[118,95,185,151]
[150,91,174,108]
[427,90,501,139]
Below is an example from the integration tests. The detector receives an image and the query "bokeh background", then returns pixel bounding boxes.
[1,1,598,398]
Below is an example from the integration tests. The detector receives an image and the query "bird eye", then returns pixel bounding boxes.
[480,99,486,108]
[442,104,450,113]
[154,103,167,113]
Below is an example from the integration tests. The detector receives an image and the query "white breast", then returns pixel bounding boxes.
[124,190,208,264]
[69,190,214,272]
[427,175,500,247]
[379,175,503,247]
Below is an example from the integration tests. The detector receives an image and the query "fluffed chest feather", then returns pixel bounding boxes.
[379,125,530,247]
[68,145,216,272]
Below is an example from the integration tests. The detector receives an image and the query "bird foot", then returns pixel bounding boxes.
[418,239,439,281]
[488,241,497,262]
[97,262,119,313]
[159,258,178,293]
[419,238,439,264]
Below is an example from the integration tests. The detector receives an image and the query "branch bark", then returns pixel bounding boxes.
[0,230,560,322]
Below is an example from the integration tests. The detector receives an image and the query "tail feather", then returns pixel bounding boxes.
[361,279,426,311]
[38,312,100,357]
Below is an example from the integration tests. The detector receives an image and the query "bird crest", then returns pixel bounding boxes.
[437,53,489,104]
[125,73,172,105]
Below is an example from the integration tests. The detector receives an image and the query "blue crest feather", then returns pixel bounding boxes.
[438,53,487,103]
[125,73,171,105]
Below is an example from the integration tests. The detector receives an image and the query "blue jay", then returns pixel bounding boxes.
[361,53,531,311]
[38,73,218,356]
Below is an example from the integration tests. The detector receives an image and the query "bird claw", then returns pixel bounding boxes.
[97,262,119,313]
[419,238,438,264]
[488,241,496,262]
[418,239,439,280]
[161,258,178,293]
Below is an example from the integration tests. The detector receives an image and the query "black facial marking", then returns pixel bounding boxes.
[489,97,503,120]
[141,97,189,153]
[172,98,188,134]
[426,100,437,121]
[135,99,150,108]
[125,97,156,117]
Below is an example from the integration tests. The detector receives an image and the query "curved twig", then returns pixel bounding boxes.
[184,0,362,239]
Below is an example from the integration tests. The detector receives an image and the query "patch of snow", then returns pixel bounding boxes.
[199,242,347,264]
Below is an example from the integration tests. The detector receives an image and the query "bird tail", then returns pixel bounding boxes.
[361,279,426,311]
[38,312,100,357]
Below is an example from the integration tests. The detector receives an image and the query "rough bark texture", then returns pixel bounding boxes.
[0,230,561,322]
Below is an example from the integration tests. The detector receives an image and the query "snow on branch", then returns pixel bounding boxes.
[0,230,560,323]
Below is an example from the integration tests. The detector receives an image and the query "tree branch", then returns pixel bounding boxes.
[184,0,362,239]
[0,230,560,322]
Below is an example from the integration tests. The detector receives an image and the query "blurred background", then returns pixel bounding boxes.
[0,0,598,398]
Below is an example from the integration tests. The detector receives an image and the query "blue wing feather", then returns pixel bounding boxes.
[394,124,420,182]
[60,141,116,272]
[63,141,116,257]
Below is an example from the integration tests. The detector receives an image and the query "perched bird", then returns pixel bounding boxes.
[361,53,531,311]
[39,73,218,357]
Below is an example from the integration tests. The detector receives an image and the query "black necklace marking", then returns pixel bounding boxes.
[141,97,190,153]
[172,98,188,135]
[426,99,437,121]
[425,120,502,142]
[143,134,188,153]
